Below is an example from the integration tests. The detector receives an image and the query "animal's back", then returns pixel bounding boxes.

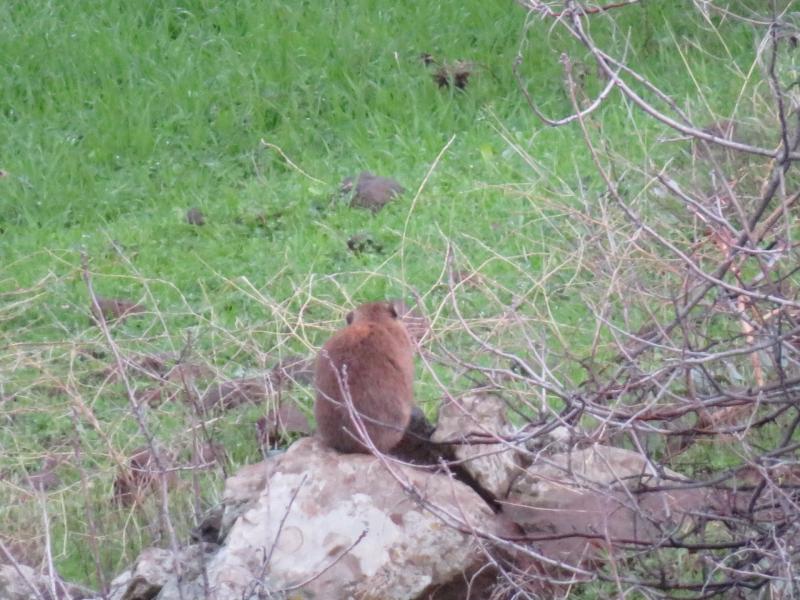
[315,304,414,453]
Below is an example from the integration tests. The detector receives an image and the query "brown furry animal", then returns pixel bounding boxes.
[315,301,415,454]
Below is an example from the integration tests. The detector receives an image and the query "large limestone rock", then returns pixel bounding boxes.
[201,437,497,599]
[510,444,682,509]
[111,437,501,600]
[504,444,708,566]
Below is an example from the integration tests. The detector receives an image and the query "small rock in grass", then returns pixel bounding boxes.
[342,171,405,213]
[90,297,146,325]
[256,402,311,450]
[186,207,205,225]
[201,376,276,411]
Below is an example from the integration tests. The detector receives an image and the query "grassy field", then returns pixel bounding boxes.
[0,0,773,590]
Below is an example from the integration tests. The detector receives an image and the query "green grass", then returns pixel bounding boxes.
[0,0,775,590]
[1,1,758,287]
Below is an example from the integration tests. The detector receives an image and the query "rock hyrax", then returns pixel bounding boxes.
[315,301,415,454]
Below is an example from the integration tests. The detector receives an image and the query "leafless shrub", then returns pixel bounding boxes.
[430,1,800,597]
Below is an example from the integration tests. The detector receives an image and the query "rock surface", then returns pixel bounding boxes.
[108,437,500,600]
[0,562,89,600]
[343,171,405,212]
[207,437,498,599]
[99,401,715,599]
[432,393,521,499]
[108,545,217,600]
[504,444,706,566]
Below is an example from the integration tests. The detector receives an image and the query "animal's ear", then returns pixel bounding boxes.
[388,298,409,319]
[345,311,354,325]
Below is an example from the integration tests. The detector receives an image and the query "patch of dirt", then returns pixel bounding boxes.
[270,355,314,387]
[201,356,312,413]
[190,441,227,469]
[347,232,383,255]
[201,376,276,411]
[98,353,212,387]
[24,455,63,492]
[113,446,177,507]
[421,53,475,90]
